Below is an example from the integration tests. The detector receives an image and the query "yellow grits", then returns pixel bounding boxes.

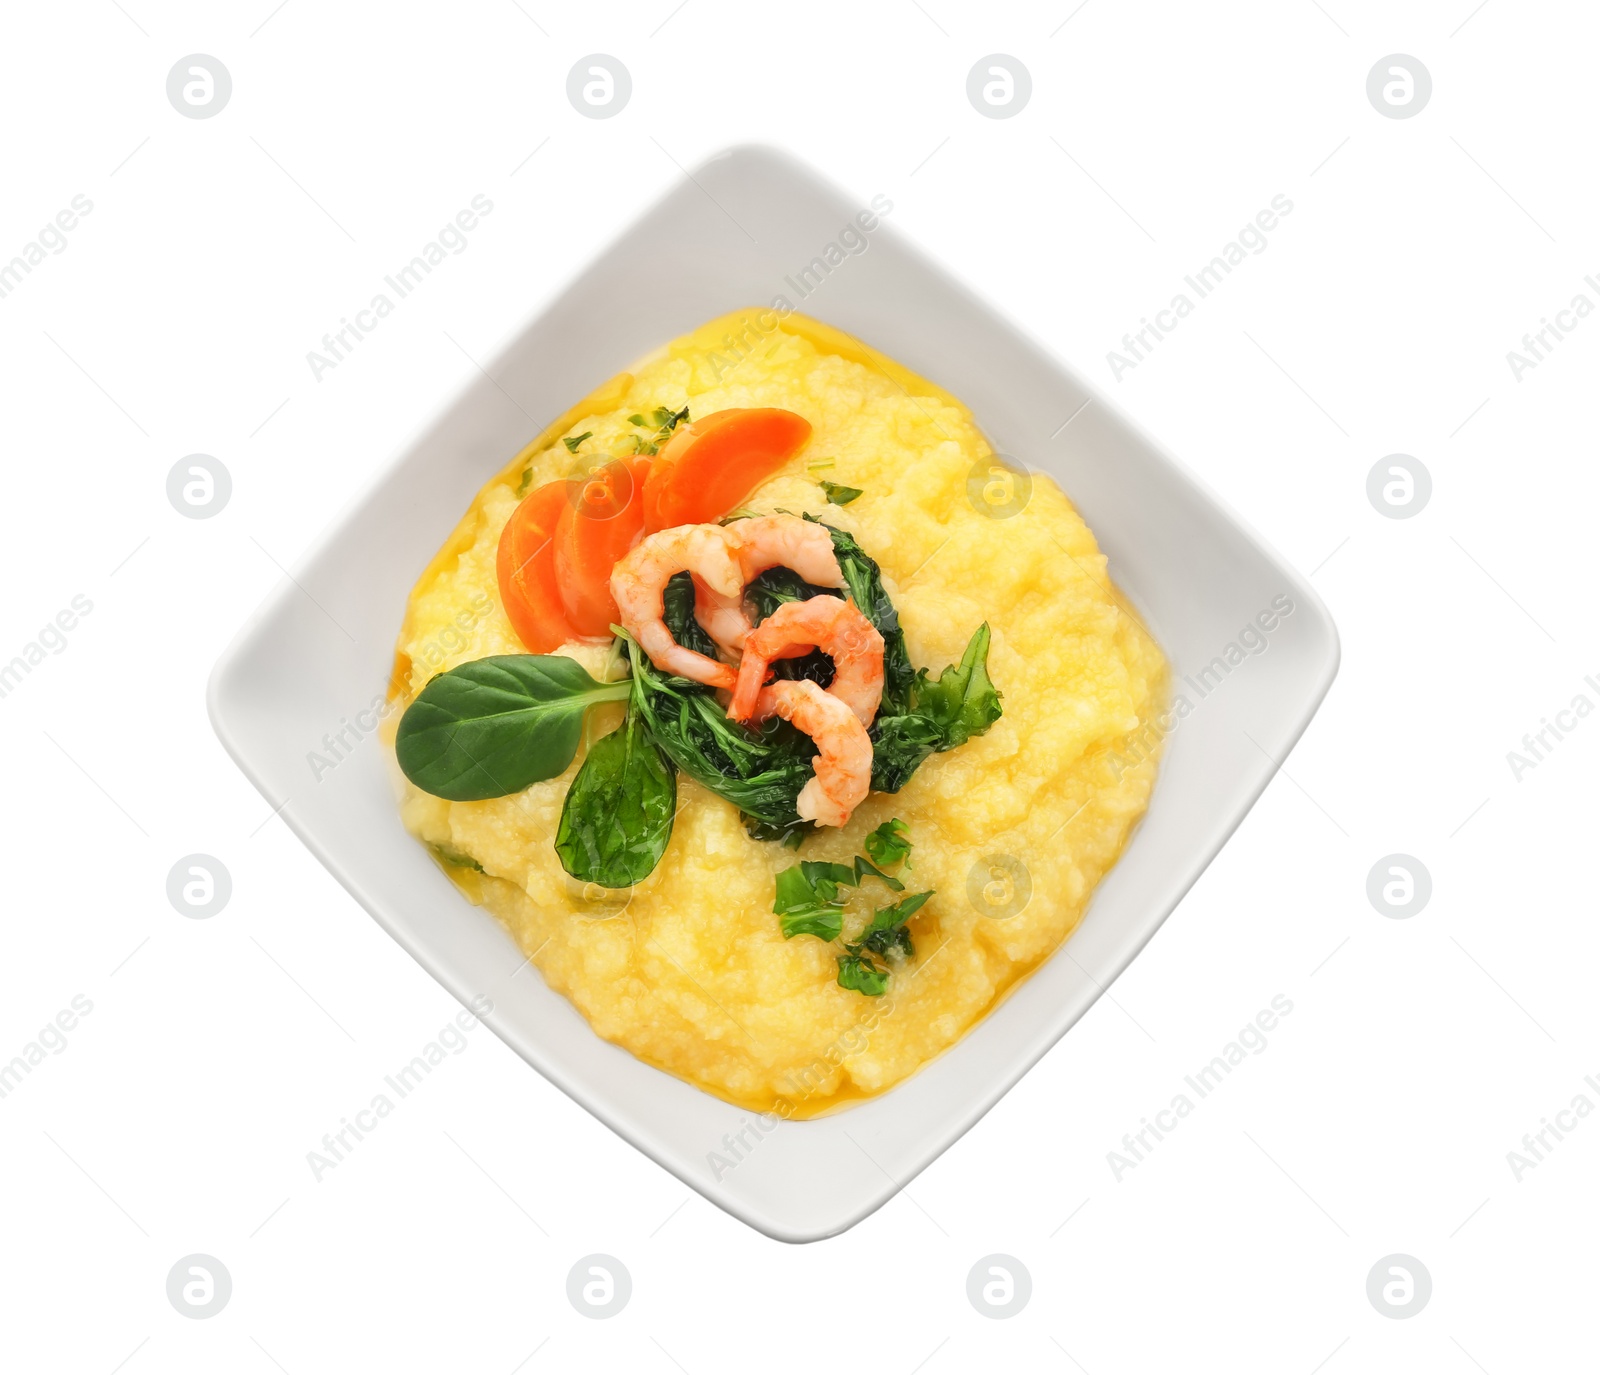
[386,310,1167,1115]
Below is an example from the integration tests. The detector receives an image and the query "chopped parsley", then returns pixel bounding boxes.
[514,467,533,497]
[563,431,593,453]
[623,405,690,456]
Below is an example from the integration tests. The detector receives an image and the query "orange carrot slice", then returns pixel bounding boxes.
[554,456,651,638]
[641,408,812,531]
[497,481,579,653]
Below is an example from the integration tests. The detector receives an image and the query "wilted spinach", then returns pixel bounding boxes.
[620,631,817,840]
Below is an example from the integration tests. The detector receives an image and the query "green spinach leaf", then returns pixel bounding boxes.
[852,855,905,892]
[396,655,630,801]
[823,522,918,714]
[836,953,889,996]
[661,571,722,661]
[773,865,846,941]
[428,843,484,872]
[864,818,912,869]
[745,523,1001,794]
[798,860,857,899]
[851,890,929,963]
[819,480,863,505]
[913,621,1003,748]
[869,624,1002,792]
[770,825,932,994]
[867,713,945,794]
[555,709,676,887]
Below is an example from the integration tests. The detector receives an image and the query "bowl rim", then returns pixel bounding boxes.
[207,142,1340,1243]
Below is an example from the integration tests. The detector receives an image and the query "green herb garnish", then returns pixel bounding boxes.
[563,431,594,453]
[514,467,533,497]
[622,405,690,456]
[819,480,863,505]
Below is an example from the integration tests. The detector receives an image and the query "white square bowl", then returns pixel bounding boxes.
[209,145,1338,1243]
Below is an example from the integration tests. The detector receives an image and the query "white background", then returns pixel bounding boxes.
[1,1,1594,1370]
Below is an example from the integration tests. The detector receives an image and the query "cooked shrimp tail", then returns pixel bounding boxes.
[728,595,885,728]
[756,679,871,827]
[698,513,847,659]
[610,525,744,689]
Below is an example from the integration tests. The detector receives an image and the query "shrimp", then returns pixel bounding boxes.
[609,524,743,688]
[695,514,846,659]
[727,595,885,728]
[756,680,871,827]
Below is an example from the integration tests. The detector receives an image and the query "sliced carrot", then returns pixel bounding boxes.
[641,408,812,531]
[496,481,578,653]
[554,456,651,638]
